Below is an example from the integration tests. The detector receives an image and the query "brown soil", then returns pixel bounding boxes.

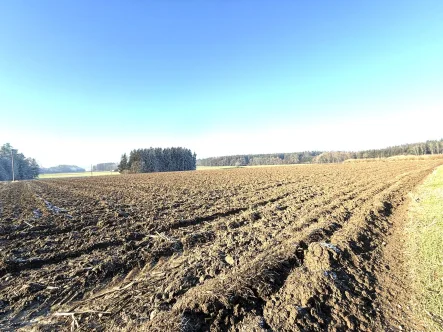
[0,161,441,331]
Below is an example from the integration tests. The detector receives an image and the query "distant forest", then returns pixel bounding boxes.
[198,139,443,166]
[119,147,196,173]
[0,143,39,181]
[93,163,117,172]
[40,165,85,174]
[353,139,443,159]
[198,151,322,167]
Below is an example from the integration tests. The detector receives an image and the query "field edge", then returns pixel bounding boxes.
[405,165,443,330]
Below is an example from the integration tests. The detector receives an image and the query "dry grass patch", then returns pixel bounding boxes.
[406,165,443,330]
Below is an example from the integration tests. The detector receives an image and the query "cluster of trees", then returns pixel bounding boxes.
[93,163,117,172]
[198,151,322,167]
[0,143,39,181]
[119,147,196,173]
[40,165,85,174]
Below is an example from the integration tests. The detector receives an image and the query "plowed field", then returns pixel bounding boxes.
[1,161,442,331]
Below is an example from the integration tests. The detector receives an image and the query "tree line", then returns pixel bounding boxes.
[118,147,196,173]
[0,143,39,181]
[197,139,443,166]
[197,151,322,167]
[353,139,443,159]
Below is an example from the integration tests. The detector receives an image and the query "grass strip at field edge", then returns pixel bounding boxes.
[405,165,443,330]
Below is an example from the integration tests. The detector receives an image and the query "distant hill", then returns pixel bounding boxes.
[39,165,85,174]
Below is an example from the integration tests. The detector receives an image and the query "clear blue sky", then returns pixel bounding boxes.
[1,0,442,167]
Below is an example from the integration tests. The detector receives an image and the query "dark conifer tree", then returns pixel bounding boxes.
[118,153,128,172]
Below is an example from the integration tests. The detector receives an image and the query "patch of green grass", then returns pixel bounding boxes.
[38,171,120,179]
[406,165,443,330]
